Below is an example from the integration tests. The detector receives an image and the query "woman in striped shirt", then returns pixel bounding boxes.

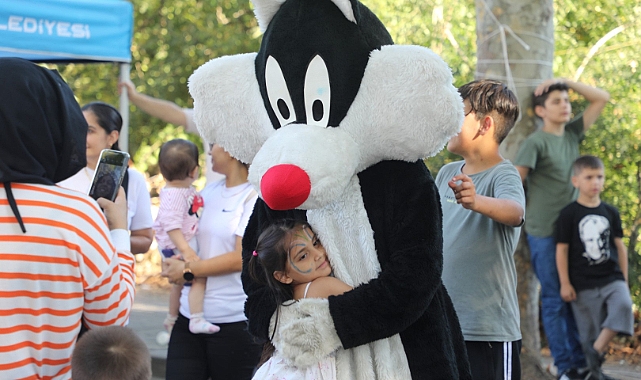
[0,58,136,380]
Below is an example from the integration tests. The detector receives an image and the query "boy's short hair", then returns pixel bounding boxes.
[458,79,519,144]
[71,326,151,380]
[158,139,199,181]
[532,82,569,109]
[573,155,604,175]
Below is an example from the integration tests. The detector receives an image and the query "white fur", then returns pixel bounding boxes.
[248,125,360,210]
[341,45,464,172]
[188,53,273,164]
[251,0,287,33]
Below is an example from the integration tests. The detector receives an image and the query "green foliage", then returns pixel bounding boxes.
[49,0,260,175]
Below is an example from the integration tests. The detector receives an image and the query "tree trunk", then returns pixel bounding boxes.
[475,0,554,377]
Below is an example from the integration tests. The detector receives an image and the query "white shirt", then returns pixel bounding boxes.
[179,180,257,323]
[57,167,154,231]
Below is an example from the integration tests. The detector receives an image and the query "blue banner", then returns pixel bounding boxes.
[0,0,132,62]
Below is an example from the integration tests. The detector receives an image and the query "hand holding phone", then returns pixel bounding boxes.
[88,149,130,202]
[96,187,128,231]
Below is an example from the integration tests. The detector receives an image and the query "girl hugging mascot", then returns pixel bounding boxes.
[189,0,471,378]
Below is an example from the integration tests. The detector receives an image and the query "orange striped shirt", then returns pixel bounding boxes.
[0,184,135,380]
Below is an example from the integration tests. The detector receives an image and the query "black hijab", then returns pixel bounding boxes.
[0,58,87,232]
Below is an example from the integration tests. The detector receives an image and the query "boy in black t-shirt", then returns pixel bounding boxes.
[555,155,633,380]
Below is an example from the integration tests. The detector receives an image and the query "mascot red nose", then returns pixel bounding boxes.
[260,164,311,210]
[189,0,471,378]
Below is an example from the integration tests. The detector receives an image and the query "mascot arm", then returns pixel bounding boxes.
[330,161,444,349]
[241,201,307,339]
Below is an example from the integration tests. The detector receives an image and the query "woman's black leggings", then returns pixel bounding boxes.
[165,314,262,380]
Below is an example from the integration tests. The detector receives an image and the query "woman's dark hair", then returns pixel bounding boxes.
[81,102,123,150]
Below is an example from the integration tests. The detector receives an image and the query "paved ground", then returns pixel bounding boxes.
[129,285,640,380]
[129,284,169,380]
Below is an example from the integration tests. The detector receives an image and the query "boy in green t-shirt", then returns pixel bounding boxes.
[514,78,609,380]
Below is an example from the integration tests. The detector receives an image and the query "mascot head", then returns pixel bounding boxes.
[189,0,463,210]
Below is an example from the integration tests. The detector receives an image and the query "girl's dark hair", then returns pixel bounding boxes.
[248,219,312,305]
[248,219,311,367]
[81,102,123,150]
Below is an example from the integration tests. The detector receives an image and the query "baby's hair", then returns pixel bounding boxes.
[532,82,570,109]
[158,138,199,181]
[248,219,312,305]
[71,326,151,380]
[573,155,604,176]
[82,102,123,150]
[458,79,519,144]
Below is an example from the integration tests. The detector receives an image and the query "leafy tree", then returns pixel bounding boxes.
[52,0,260,174]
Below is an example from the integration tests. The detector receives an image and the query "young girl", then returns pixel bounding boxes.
[153,139,218,334]
[248,220,352,380]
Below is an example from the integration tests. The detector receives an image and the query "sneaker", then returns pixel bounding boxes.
[583,343,606,377]
[557,368,584,380]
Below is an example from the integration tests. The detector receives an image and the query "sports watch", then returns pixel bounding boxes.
[182,262,195,282]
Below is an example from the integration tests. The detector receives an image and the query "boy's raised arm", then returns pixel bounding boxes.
[538,78,610,131]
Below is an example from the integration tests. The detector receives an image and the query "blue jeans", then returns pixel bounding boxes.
[527,234,586,372]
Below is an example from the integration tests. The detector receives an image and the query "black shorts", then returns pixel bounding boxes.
[465,340,521,380]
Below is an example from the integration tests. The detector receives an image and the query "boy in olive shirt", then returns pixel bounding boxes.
[438,80,524,380]
[514,78,609,380]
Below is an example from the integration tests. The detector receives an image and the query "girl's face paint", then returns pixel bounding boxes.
[276,225,332,286]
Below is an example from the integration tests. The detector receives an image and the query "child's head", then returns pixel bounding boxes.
[248,220,330,302]
[532,82,571,124]
[71,326,151,380]
[158,139,199,181]
[448,80,519,153]
[571,155,605,197]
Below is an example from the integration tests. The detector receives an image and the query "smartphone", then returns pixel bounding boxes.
[88,149,130,202]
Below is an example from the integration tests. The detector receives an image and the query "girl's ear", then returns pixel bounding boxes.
[273,271,293,285]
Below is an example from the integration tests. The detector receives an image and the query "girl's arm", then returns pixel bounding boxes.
[302,276,353,299]
[162,236,243,284]
[166,229,199,262]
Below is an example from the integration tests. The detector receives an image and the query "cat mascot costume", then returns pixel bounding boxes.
[189,0,471,378]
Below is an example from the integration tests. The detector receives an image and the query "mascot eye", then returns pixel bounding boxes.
[304,55,331,127]
[265,56,296,128]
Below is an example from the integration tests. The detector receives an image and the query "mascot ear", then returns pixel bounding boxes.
[253,0,357,32]
[188,53,273,164]
[251,0,286,33]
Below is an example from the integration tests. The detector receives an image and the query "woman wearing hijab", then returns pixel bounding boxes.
[0,58,135,380]
[58,101,154,254]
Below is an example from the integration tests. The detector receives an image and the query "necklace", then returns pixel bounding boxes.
[220,182,252,198]
[83,167,94,182]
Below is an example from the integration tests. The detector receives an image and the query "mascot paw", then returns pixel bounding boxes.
[278,298,342,367]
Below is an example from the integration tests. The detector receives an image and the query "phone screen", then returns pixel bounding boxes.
[88,149,130,201]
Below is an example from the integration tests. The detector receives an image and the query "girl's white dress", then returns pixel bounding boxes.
[252,282,337,380]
